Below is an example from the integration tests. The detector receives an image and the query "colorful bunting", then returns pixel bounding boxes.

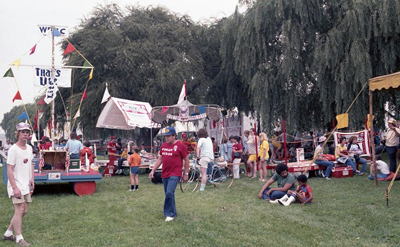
[29,44,37,55]
[12,59,21,69]
[17,111,28,120]
[63,43,76,55]
[3,68,14,78]
[74,109,80,119]
[81,61,92,72]
[12,91,22,102]
[81,89,87,100]
[162,106,170,115]
[53,28,61,36]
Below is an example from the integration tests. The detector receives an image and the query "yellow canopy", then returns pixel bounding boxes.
[369,71,400,91]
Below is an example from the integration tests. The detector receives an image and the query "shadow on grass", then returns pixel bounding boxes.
[33,183,76,196]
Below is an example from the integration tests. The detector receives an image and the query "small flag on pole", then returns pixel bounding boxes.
[53,28,61,36]
[177,81,186,104]
[101,83,111,104]
[12,59,21,69]
[89,68,93,80]
[38,95,45,105]
[81,89,87,100]
[74,109,80,119]
[81,61,92,72]
[17,111,28,120]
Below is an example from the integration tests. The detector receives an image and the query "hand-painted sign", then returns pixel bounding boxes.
[37,25,68,36]
[33,67,71,88]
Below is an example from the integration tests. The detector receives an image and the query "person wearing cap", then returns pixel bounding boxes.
[313,136,334,180]
[3,122,34,246]
[149,126,189,222]
[65,132,83,159]
[384,119,400,173]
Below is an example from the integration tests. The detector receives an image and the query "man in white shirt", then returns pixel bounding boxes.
[3,122,34,246]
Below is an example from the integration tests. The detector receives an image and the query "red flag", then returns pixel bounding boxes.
[81,89,87,100]
[34,111,38,130]
[12,91,22,102]
[38,95,45,105]
[63,43,76,55]
[29,44,37,55]
[162,106,169,115]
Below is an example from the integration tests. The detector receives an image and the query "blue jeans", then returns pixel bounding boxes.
[338,158,357,172]
[386,146,397,173]
[262,187,287,200]
[314,160,334,178]
[375,145,385,155]
[368,173,390,180]
[117,158,126,170]
[70,153,80,159]
[162,176,180,218]
[355,157,367,173]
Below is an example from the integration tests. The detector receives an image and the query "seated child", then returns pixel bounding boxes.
[116,146,128,175]
[80,141,95,172]
[273,174,313,206]
[368,155,390,180]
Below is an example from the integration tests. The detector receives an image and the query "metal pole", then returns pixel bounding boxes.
[369,90,378,186]
[51,26,55,148]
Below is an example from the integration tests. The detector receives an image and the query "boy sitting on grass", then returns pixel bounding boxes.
[274,174,313,206]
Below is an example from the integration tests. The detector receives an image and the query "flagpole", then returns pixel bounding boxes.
[51,26,56,147]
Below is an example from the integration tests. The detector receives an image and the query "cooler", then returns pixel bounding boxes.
[331,166,353,178]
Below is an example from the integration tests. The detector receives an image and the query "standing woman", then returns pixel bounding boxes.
[385,119,400,173]
[232,136,243,179]
[196,128,214,191]
[246,129,258,178]
[258,133,269,181]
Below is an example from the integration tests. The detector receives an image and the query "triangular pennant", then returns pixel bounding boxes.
[31,133,38,143]
[53,28,61,36]
[89,68,93,80]
[12,59,21,69]
[63,43,76,55]
[38,95,45,105]
[74,109,80,119]
[29,44,37,55]
[17,111,28,120]
[81,61,91,72]
[177,81,186,104]
[12,91,22,103]
[81,89,87,100]
[336,113,349,129]
[101,84,110,104]
[162,106,170,115]
[3,68,14,78]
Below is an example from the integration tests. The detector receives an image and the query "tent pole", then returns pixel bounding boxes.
[369,90,378,186]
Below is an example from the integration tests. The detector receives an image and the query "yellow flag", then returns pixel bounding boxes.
[336,113,349,129]
[89,68,93,80]
[367,114,374,130]
[12,59,21,69]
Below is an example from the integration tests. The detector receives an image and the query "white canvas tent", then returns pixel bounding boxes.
[96,97,159,129]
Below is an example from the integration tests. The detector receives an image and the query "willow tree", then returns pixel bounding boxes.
[220,0,400,131]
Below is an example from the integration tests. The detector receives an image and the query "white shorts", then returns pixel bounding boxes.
[233,158,241,164]
[199,157,212,168]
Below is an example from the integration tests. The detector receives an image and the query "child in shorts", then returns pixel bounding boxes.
[128,147,141,191]
[278,174,313,206]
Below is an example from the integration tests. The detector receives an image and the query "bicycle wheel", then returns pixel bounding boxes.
[180,168,200,192]
[212,166,234,189]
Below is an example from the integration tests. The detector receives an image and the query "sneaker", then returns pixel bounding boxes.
[165,216,174,222]
[128,189,135,192]
[359,172,366,176]
[2,235,15,241]
[270,199,279,204]
[17,239,31,246]
[355,172,362,176]
[135,189,139,191]
[325,177,331,180]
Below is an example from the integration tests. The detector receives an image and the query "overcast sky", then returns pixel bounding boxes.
[0,0,241,134]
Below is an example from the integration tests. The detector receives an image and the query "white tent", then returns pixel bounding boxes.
[96,97,159,130]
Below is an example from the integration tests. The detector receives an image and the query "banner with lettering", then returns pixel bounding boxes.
[167,113,207,121]
[37,25,68,36]
[44,84,58,104]
[33,67,71,88]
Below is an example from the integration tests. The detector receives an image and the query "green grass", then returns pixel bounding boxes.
[1,164,400,247]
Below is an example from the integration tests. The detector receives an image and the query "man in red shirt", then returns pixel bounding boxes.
[149,127,189,222]
[107,136,117,159]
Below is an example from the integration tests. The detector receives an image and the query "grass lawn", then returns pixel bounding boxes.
[1,164,400,247]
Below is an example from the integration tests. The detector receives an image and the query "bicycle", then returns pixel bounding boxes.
[180,160,234,192]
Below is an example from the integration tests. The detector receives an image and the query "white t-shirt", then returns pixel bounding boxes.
[197,137,214,160]
[6,144,33,197]
[376,160,390,175]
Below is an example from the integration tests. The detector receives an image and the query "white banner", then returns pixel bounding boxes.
[44,84,58,104]
[34,67,71,88]
[38,25,68,36]
[167,113,207,122]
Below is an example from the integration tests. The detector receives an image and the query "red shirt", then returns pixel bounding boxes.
[40,142,52,150]
[107,141,116,155]
[232,143,242,160]
[159,141,188,178]
[298,184,313,202]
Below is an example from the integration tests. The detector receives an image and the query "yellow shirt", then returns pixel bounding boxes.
[259,140,269,159]
[335,145,347,158]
